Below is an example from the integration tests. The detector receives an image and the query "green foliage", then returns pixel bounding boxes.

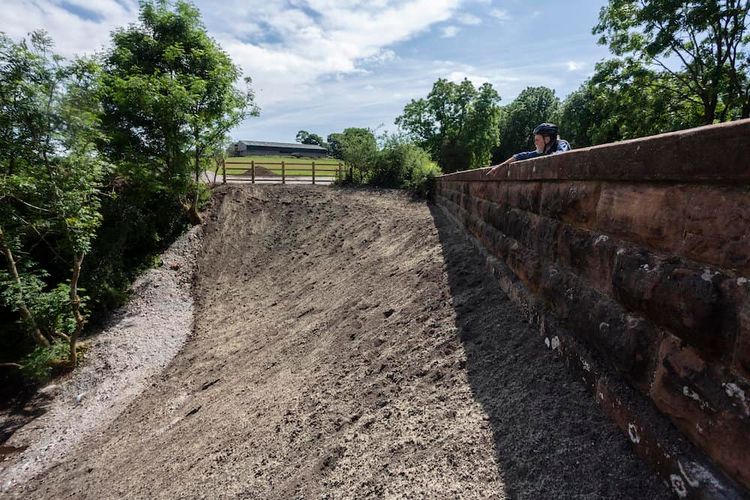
[594,0,750,123]
[100,0,258,218]
[560,60,703,147]
[396,78,501,173]
[0,30,107,354]
[326,133,344,159]
[335,128,377,183]
[495,86,561,162]
[296,130,327,148]
[30,284,82,338]
[370,135,437,189]
[405,155,441,199]
[21,341,70,381]
[82,186,188,313]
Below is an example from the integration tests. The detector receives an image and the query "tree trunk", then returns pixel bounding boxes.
[0,226,50,347]
[68,253,85,367]
[188,138,204,225]
[703,95,717,124]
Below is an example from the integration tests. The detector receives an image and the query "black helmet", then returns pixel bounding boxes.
[533,123,559,138]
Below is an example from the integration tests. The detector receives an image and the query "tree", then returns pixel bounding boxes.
[560,60,702,147]
[296,130,326,147]
[594,0,750,123]
[100,0,257,223]
[369,133,439,191]
[326,132,344,159]
[336,128,377,183]
[0,31,108,367]
[396,78,501,173]
[494,86,561,162]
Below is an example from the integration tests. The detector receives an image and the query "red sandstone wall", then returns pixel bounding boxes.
[435,120,750,499]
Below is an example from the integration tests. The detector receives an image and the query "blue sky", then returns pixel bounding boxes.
[1,0,612,143]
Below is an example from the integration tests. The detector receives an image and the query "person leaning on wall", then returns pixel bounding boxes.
[486,123,571,176]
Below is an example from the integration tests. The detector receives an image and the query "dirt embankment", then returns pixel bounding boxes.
[8,185,669,498]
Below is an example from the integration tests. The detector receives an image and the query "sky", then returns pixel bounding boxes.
[0,0,612,143]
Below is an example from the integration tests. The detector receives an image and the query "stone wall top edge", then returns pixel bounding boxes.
[438,119,750,183]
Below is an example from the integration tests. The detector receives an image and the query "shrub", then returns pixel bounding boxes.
[368,139,441,197]
[406,158,442,199]
[21,341,71,382]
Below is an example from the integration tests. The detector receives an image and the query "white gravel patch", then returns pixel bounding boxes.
[0,226,202,492]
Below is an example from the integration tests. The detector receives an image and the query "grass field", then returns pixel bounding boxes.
[222,155,342,177]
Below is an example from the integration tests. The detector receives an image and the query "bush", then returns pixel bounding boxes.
[406,159,442,199]
[21,341,71,382]
[368,140,441,198]
[82,182,189,314]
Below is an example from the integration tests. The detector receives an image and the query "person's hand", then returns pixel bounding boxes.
[485,164,501,176]
[485,157,514,176]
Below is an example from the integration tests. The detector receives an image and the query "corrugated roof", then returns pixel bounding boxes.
[238,140,327,151]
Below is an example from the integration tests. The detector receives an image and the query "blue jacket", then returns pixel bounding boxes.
[513,139,571,161]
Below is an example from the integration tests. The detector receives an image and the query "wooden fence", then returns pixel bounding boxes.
[217,160,344,185]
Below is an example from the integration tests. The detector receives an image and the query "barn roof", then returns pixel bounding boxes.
[238,140,327,151]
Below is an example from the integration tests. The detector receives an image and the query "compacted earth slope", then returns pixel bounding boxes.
[15,185,669,499]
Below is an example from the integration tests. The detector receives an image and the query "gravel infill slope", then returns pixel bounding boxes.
[0,226,201,492]
[12,185,669,498]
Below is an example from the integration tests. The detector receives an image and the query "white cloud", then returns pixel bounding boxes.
[446,71,490,86]
[1,0,462,107]
[207,0,463,107]
[441,26,459,38]
[0,0,604,142]
[566,61,585,71]
[0,0,138,57]
[364,49,397,65]
[490,9,511,21]
[457,13,481,25]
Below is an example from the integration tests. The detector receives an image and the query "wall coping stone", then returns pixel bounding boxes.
[439,119,750,183]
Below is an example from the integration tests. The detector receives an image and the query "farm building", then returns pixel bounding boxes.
[232,140,328,158]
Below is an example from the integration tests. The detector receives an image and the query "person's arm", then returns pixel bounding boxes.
[513,150,541,161]
[485,155,516,176]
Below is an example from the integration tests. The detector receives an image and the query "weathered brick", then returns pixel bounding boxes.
[540,181,601,226]
[540,265,660,388]
[532,216,560,262]
[612,248,740,359]
[595,184,750,274]
[649,335,750,489]
[555,224,618,295]
[733,297,750,380]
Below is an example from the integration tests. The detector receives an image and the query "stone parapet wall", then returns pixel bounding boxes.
[434,120,750,499]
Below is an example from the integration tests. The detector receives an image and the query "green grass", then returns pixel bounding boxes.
[222,155,342,177]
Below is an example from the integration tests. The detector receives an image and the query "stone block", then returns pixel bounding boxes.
[595,184,750,274]
[540,181,601,226]
[733,298,750,380]
[540,265,660,388]
[649,336,750,489]
[612,248,739,359]
[555,224,619,294]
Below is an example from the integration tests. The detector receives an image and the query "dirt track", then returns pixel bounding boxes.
[13,185,669,498]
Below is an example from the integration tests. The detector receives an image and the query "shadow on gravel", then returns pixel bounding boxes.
[0,374,42,449]
[429,205,670,500]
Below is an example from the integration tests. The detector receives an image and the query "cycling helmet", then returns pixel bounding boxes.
[533,123,559,138]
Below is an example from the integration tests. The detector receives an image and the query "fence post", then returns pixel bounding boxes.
[222,158,226,184]
[251,160,255,184]
[338,162,342,181]
[312,160,316,185]
[282,160,286,184]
